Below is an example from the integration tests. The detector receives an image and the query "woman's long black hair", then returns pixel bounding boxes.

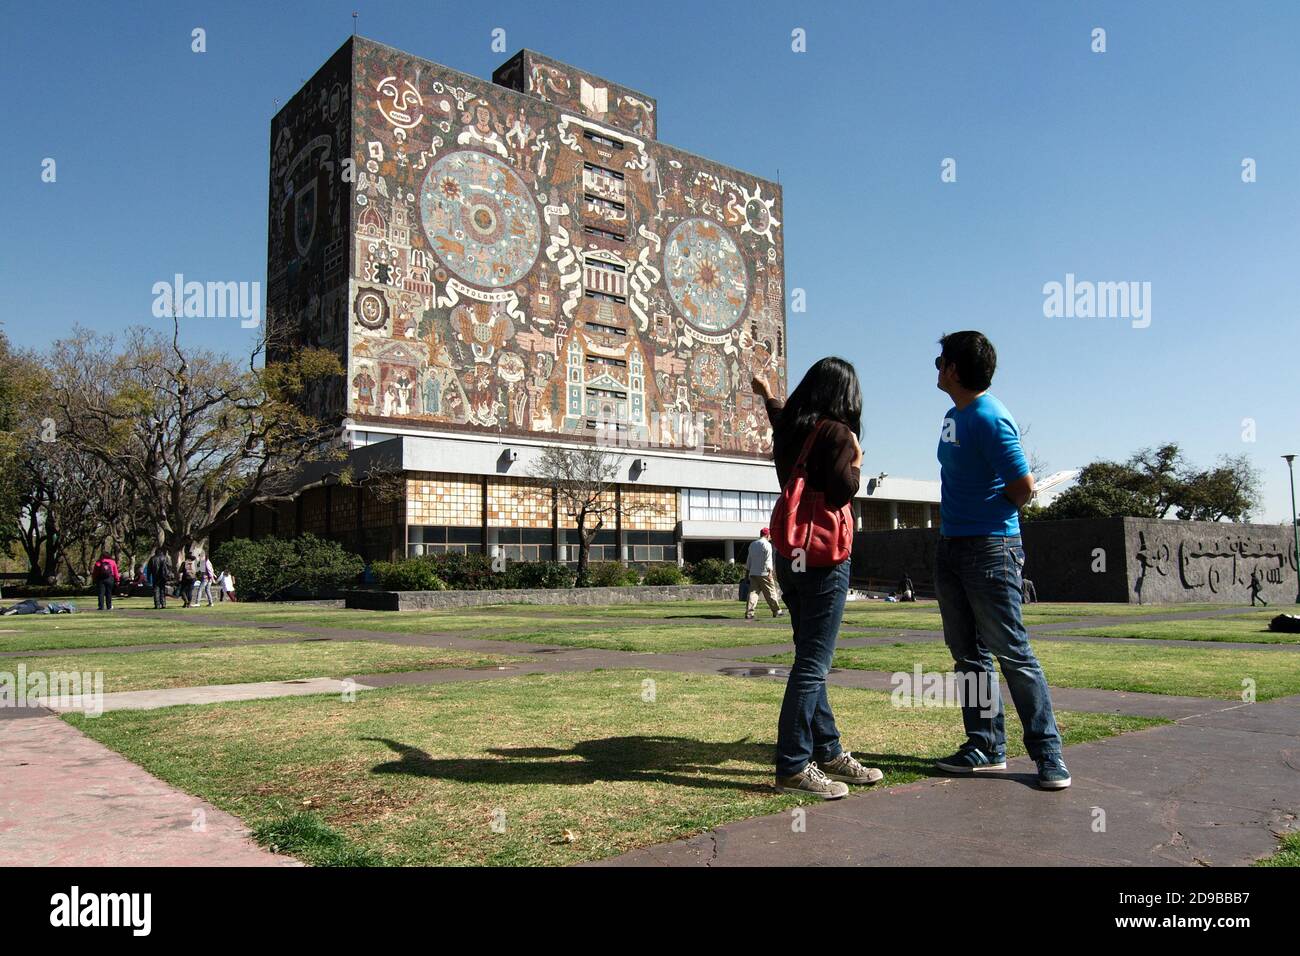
[774,356,862,459]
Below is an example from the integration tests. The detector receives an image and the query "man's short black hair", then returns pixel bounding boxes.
[938,331,997,392]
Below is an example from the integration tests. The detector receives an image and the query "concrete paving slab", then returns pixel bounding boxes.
[42,677,378,713]
[0,710,298,866]
[595,720,1299,867]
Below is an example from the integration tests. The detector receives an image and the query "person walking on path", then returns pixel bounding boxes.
[146,547,174,609]
[754,359,883,800]
[91,552,120,611]
[744,528,784,620]
[1249,568,1268,607]
[178,553,196,607]
[932,331,1070,791]
[196,554,216,606]
[1021,577,1038,604]
[219,569,237,602]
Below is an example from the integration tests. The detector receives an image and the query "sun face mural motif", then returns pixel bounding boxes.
[664,218,748,334]
[419,150,542,289]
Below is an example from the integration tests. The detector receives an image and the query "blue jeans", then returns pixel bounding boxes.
[774,554,850,776]
[934,535,1062,761]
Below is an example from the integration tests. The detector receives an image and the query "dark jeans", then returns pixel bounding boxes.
[773,553,850,777]
[935,535,1062,761]
[153,583,168,609]
[96,578,114,611]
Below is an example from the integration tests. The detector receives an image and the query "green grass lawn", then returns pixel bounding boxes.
[479,599,745,620]
[754,640,1300,700]
[837,601,1248,631]
[143,608,787,652]
[1254,831,1300,867]
[1050,612,1299,645]
[465,622,790,653]
[64,669,1164,866]
[478,599,1243,630]
[0,615,322,653]
[7,641,522,693]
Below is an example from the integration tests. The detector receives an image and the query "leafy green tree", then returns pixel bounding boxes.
[1176,454,1260,522]
[1036,442,1260,523]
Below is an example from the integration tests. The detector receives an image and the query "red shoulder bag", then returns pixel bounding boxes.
[769,419,855,567]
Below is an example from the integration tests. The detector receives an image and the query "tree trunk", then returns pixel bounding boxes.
[575,519,590,587]
[575,513,602,587]
[20,523,46,585]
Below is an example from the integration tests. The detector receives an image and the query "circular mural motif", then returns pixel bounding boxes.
[744,197,771,235]
[419,150,542,288]
[691,350,729,400]
[664,218,748,333]
[353,287,389,331]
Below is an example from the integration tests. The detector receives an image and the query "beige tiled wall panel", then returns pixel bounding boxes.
[621,486,678,530]
[487,477,553,529]
[559,489,617,529]
[406,472,482,527]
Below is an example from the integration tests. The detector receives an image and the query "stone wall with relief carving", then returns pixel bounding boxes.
[1124,517,1298,605]
[851,517,1296,604]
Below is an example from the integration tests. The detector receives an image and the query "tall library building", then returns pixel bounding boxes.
[211,36,939,565]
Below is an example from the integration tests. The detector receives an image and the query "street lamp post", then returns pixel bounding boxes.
[1285,455,1300,604]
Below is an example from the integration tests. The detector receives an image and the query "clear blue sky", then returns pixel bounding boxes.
[4,0,1298,520]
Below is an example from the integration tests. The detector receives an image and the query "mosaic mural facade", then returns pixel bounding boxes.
[270,36,787,458]
[266,42,353,418]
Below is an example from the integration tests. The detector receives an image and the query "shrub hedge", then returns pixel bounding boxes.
[211,535,364,601]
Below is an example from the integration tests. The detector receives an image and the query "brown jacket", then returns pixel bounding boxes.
[765,398,861,509]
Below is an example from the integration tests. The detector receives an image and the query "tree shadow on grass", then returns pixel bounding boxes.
[656,613,738,621]
[361,736,939,792]
[362,735,774,792]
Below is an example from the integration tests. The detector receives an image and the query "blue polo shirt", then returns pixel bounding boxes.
[936,393,1029,537]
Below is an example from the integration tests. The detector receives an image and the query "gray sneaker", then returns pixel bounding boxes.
[820,751,884,785]
[775,762,849,800]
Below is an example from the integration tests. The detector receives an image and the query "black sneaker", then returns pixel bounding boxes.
[935,745,1007,774]
[1036,754,1072,790]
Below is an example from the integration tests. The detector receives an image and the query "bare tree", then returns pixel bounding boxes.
[530,444,662,585]
[44,317,344,563]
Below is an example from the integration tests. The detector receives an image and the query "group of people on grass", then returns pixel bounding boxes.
[751,330,1072,799]
[90,548,237,611]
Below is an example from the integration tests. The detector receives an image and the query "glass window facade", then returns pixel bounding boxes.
[407,524,484,556]
[685,488,778,523]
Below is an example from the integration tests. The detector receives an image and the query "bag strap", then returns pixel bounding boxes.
[792,419,826,471]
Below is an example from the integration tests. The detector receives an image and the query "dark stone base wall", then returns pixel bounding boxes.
[851,517,1298,604]
[347,583,738,611]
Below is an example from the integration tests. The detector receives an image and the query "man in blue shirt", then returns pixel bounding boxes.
[933,331,1070,790]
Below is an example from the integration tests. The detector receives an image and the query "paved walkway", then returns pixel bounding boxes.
[3,600,1297,866]
[0,706,298,866]
[596,694,1300,867]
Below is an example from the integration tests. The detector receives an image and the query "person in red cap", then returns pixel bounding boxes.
[744,527,783,620]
